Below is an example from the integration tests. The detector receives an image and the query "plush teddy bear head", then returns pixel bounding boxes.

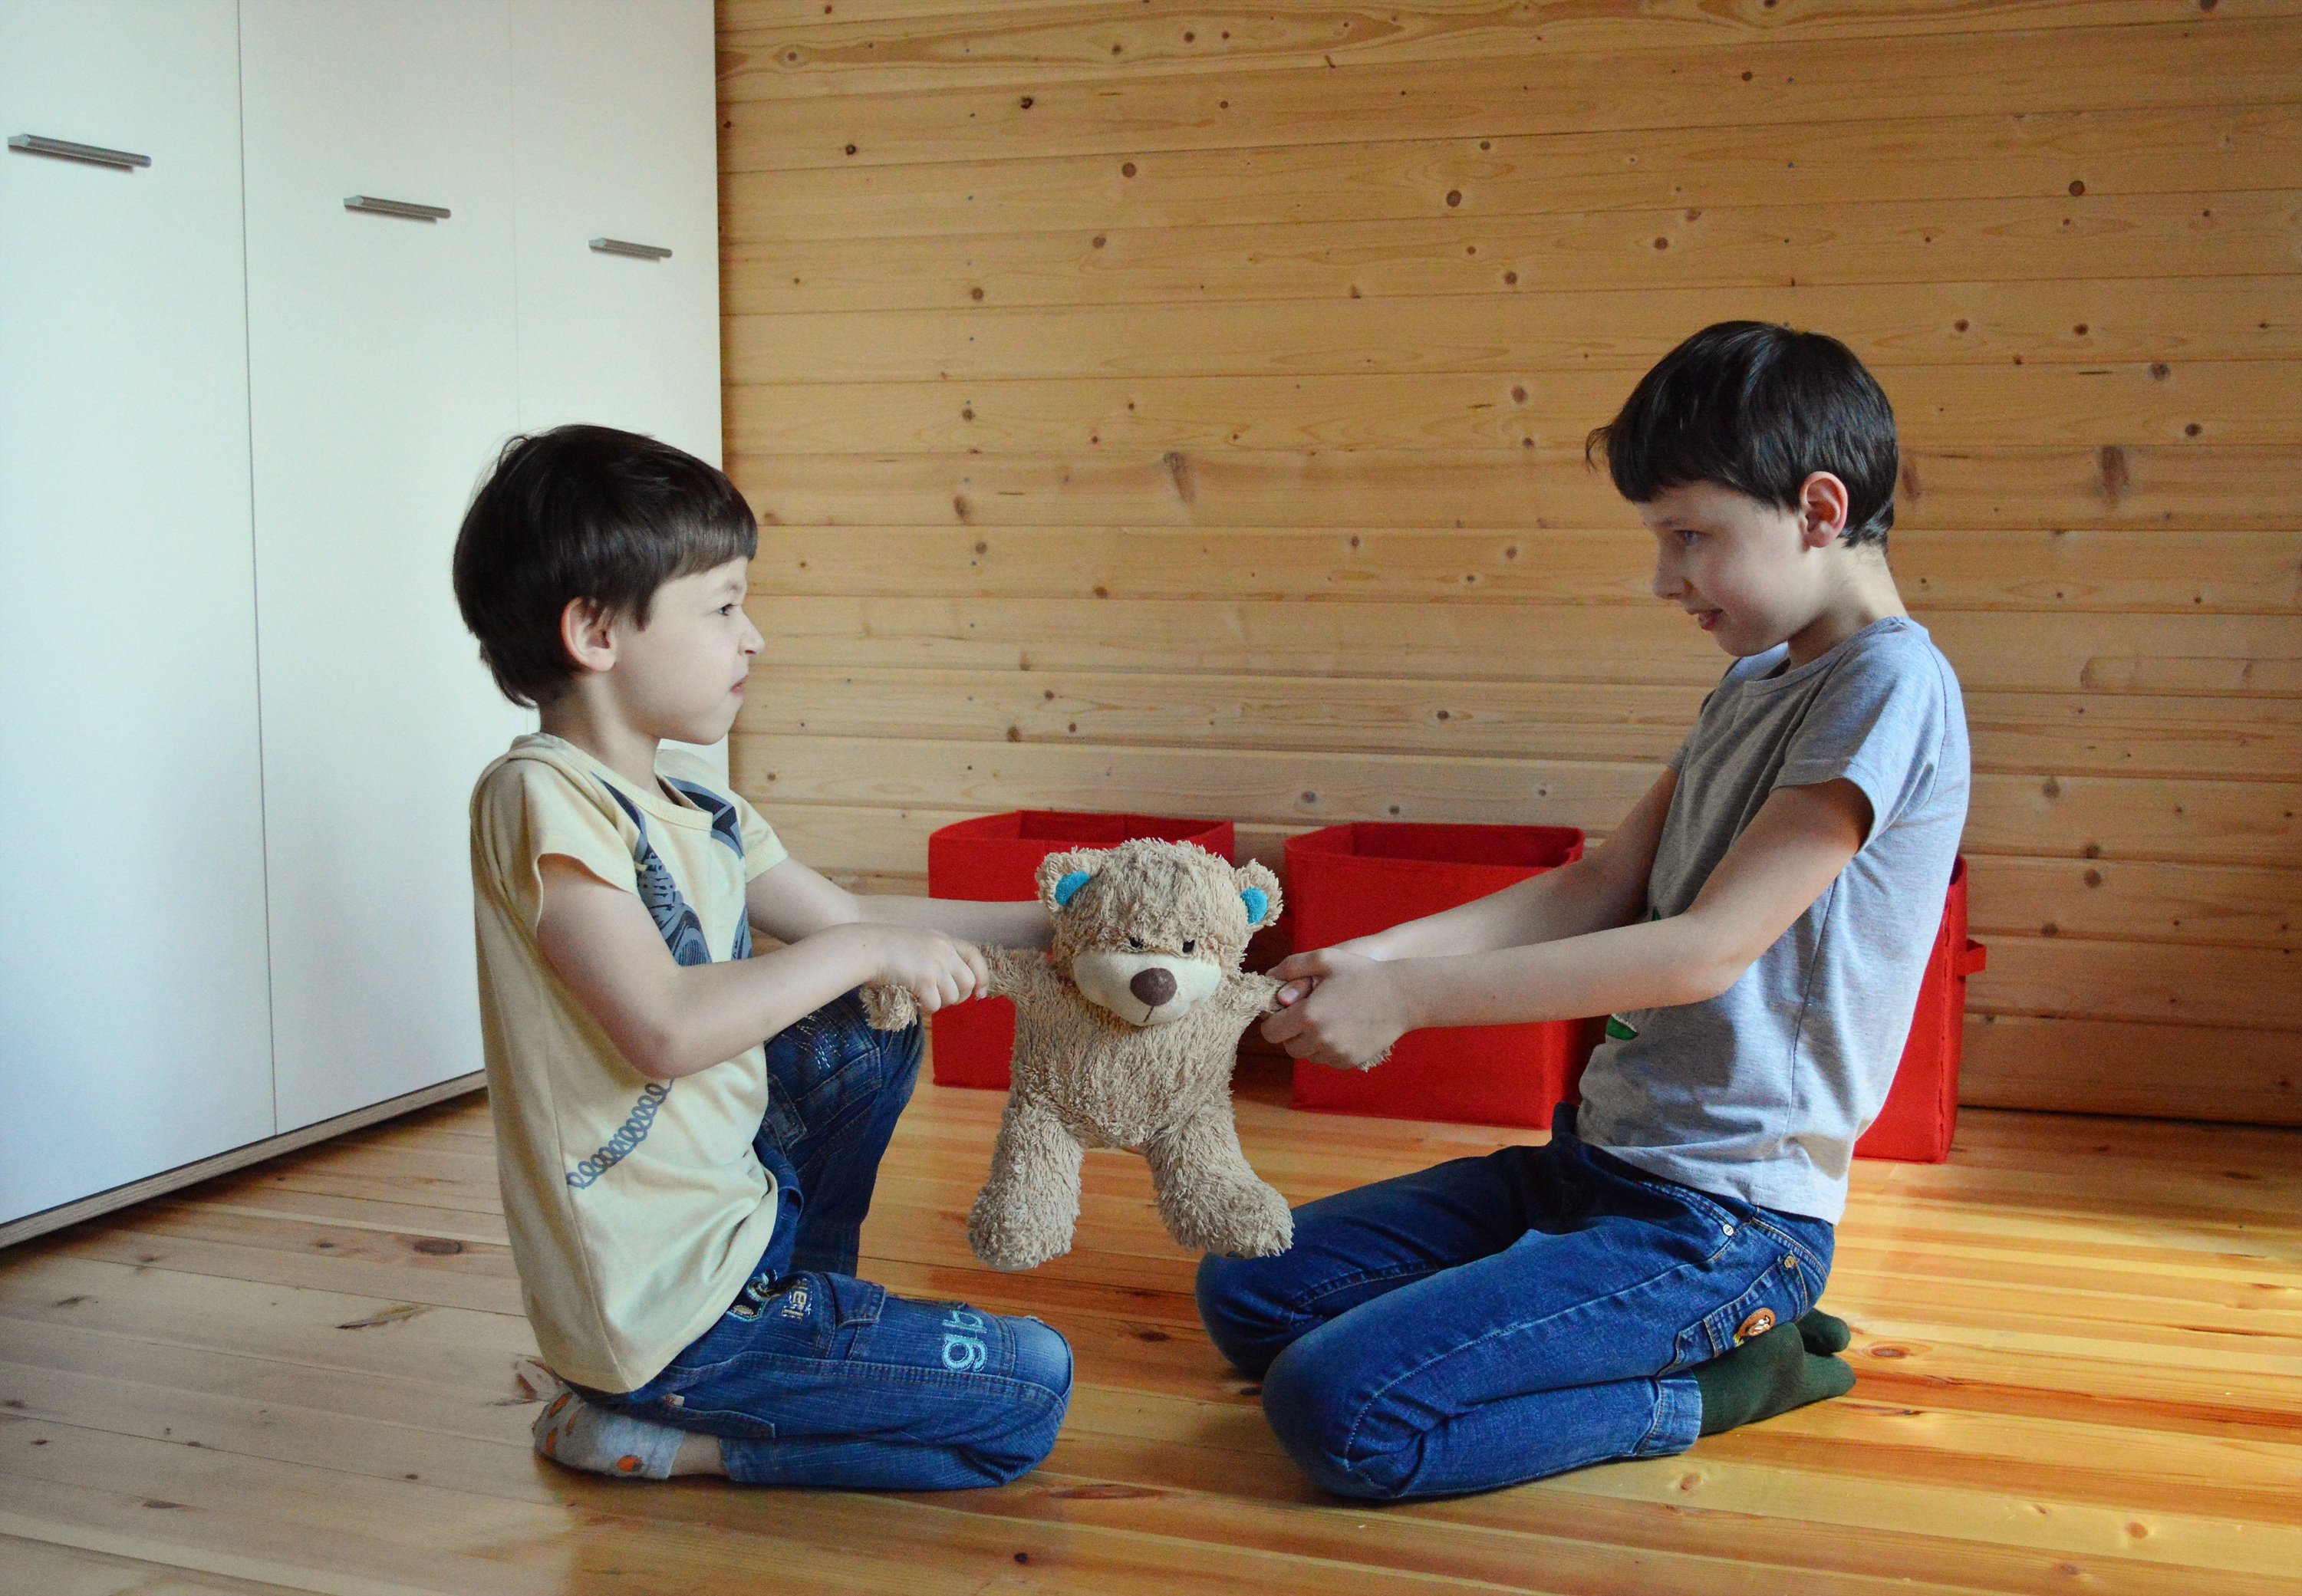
[1034,838,1281,1028]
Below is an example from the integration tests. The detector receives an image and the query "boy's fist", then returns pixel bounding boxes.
[1260,946,1407,1071]
[869,925,988,1015]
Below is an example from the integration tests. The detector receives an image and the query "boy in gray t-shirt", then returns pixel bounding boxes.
[1579,612,1969,1221]
[1198,321,1971,1502]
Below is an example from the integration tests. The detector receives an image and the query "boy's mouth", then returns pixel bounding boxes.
[1689,607,1723,632]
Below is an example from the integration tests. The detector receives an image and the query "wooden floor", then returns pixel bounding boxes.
[3,1063,2299,1595]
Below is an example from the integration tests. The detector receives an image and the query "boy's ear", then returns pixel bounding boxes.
[1036,849,1102,916]
[1234,860,1282,930]
[559,597,617,673]
[1797,471,1852,548]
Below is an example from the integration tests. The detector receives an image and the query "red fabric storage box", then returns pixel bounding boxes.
[1851,856,1987,1163]
[1286,823,1596,1127]
[925,811,1236,1088]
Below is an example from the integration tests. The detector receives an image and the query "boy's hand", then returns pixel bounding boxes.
[1260,948,1412,1071]
[846,923,989,1015]
[1269,935,1388,1008]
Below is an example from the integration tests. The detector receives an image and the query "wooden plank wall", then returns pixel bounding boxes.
[716,2,2302,1127]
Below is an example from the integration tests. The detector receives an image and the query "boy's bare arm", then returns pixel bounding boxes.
[1265,778,1870,1069]
[1339,771,1675,968]
[536,856,987,1081]
[744,857,1052,950]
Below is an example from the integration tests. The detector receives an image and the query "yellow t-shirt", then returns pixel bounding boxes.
[468,732,790,1391]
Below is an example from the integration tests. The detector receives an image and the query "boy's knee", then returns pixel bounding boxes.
[1194,1252,1289,1377]
[1007,1312,1074,1403]
[963,1315,1071,1484]
[1260,1337,1417,1502]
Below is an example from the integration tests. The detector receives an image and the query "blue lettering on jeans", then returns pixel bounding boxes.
[940,1307,988,1372]
[565,1081,672,1188]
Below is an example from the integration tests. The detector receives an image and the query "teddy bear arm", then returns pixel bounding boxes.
[981,944,1060,1008]
[1220,970,1283,1021]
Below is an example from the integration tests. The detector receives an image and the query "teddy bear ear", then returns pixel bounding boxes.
[1235,860,1282,930]
[1036,848,1102,914]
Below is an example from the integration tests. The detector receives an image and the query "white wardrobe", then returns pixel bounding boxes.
[0,0,722,1237]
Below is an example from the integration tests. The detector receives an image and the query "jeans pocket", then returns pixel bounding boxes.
[825,1275,887,1328]
[650,1371,779,1442]
[1667,1254,1810,1371]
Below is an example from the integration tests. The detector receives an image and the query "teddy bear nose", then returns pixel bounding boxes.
[1129,967,1177,1007]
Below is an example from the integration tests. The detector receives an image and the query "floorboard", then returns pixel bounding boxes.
[2,1061,2296,1594]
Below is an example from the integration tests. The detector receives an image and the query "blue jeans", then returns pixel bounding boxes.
[584,992,1073,1489]
[1195,1106,1833,1500]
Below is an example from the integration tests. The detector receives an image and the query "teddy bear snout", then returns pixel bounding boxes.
[1070,950,1223,1026]
[1129,967,1177,1006]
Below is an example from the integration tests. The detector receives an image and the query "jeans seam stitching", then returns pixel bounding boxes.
[1333,1249,1717,1473]
[1290,1262,1441,1318]
[1744,1216,1829,1282]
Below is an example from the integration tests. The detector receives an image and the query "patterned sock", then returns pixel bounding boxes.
[532,1387,687,1479]
[1796,1306,1852,1355]
[1691,1321,1856,1436]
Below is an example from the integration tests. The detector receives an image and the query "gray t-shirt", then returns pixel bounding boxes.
[1575,616,1971,1223]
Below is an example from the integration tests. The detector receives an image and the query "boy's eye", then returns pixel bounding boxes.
[1678,529,1704,547]
[717,603,738,615]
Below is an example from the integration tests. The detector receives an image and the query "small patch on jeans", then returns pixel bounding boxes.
[779,1282,812,1320]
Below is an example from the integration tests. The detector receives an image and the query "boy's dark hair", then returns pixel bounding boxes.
[1586,321,1899,547]
[453,425,757,707]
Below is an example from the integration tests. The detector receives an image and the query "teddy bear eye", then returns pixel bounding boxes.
[1182,940,1195,953]
[1128,936,1146,951]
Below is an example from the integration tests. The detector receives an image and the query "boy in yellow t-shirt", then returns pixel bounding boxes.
[453,425,1068,1488]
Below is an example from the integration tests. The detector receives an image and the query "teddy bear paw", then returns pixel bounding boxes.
[1167,1178,1294,1259]
[859,984,917,1032]
[967,1201,1073,1273]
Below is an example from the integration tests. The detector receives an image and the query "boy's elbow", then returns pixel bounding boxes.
[621,1017,689,1081]
[1662,931,1757,1005]
[1682,955,1749,1005]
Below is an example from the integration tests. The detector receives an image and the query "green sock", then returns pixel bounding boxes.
[1691,1321,1856,1436]
[1796,1306,1851,1355]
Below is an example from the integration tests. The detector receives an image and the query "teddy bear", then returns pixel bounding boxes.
[864,837,1291,1272]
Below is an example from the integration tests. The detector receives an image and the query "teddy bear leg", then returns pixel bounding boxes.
[967,1097,1086,1272]
[1144,1104,1293,1259]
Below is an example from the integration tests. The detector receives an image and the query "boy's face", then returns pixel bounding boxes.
[606,557,762,744]
[1641,479,1843,659]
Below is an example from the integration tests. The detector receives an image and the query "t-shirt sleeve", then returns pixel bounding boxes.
[475,759,641,933]
[733,788,789,881]
[1771,635,1951,846]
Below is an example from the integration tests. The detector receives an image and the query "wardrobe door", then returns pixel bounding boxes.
[510,0,721,460]
[0,1,276,1224]
[512,0,726,778]
[241,0,529,1132]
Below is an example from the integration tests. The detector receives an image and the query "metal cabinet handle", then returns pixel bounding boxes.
[590,237,671,260]
[9,134,150,170]
[344,195,450,222]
